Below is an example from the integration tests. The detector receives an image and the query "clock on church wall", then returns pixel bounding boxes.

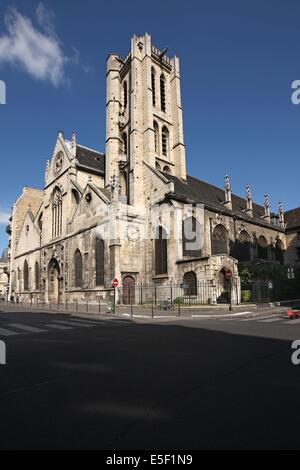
[126,225,140,242]
[54,151,64,175]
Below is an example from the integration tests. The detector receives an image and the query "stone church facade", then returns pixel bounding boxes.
[5,34,300,305]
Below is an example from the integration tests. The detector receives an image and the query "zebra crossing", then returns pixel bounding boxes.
[217,312,294,325]
[0,317,113,338]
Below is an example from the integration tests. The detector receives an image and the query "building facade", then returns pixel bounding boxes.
[5,34,299,305]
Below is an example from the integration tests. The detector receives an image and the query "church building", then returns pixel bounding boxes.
[5,34,300,306]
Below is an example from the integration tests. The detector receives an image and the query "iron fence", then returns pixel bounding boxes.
[117,280,235,307]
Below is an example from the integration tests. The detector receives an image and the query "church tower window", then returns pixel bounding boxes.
[151,68,156,107]
[162,126,169,157]
[154,121,159,154]
[122,132,128,157]
[123,81,128,110]
[160,74,166,112]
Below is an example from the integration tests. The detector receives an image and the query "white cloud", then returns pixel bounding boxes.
[0,4,74,86]
[0,209,10,225]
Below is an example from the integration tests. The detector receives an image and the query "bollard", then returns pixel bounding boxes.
[98,298,101,314]
[131,300,133,317]
[65,299,68,311]
[152,300,154,318]
[75,299,78,312]
[178,301,181,317]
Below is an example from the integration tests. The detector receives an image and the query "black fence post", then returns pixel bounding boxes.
[98,297,101,314]
[152,300,154,318]
[178,299,181,317]
[131,298,133,317]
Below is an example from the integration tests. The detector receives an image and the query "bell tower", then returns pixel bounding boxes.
[105,33,186,206]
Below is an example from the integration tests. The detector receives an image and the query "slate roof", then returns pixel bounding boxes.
[285,207,300,231]
[76,144,105,174]
[160,171,277,228]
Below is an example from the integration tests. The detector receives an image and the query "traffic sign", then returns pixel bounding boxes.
[112,278,119,288]
[225,270,232,279]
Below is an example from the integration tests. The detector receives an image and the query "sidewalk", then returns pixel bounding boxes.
[0,301,289,321]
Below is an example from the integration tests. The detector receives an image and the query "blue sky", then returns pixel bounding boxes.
[0,0,300,254]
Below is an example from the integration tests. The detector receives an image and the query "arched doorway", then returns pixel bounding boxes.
[122,275,135,305]
[217,268,231,303]
[48,258,60,303]
[183,271,197,296]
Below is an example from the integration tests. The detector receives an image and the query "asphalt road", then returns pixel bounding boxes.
[0,306,299,450]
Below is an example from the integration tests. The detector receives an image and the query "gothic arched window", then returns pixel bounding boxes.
[74,249,83,288]
[24,260,29,291]
[182,217,202,258]
[258,236,268,260]
[154,121,159,154]
[122,132,128,157]
[95,237,104,286]
[52,187,62,238]
[160,74,166,112]
[162,126,169,157]
[151,67,156,107]
[275,239,284,265]
[72,189,80,206]
[35,261,39,291]
[183,271,197,296]
[163,166,171,174]
[123,81,128,110]
[155,226,168,275]
[235,230,251,262]
[212,224,228,255]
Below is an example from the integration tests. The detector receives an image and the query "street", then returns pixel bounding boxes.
[0,305,299,449]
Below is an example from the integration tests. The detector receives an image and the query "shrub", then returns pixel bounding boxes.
[241,289,251,302]
[173,297,184,305]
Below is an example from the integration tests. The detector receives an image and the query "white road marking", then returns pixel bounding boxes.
[259,317,284,323]
[54,320,94,328]
[45,323,73,330]
[8,323,47,333]
[285,318,300,325]
[0,327,19,336]
[243,314,280,321]
[68,318,104,325]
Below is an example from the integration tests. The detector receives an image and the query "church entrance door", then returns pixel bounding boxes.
[122,275,135,305]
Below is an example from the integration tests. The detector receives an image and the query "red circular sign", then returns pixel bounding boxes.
[112,278,119,288]
[225,270,233,279]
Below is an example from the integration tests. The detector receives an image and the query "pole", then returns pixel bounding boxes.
[229,277,232,311]
[113,286,116,314]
